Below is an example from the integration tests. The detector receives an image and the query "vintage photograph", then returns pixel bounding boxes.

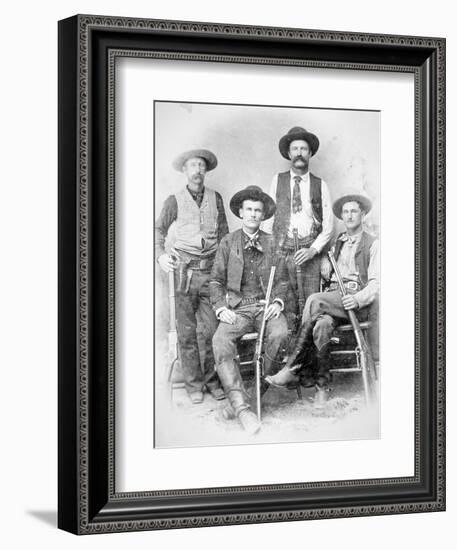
[154,100,380,448]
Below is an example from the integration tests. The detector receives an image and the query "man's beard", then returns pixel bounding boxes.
[191,174,204,183]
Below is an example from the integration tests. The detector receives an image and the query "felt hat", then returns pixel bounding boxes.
[172,149,218,172]
[229,185,276,220]
[278,126,320,159]
[332,193,372,219]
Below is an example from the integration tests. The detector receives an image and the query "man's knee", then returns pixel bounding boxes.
[212,327,236,361]
[313,315,335,348]
[266,315,288,343]
[303,292,324,322]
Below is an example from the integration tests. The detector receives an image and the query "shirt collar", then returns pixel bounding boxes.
[242,228,260,241]
[186,185,205,197]
[289,170,309,182]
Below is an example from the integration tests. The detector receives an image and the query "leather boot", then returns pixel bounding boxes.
[298,365,317,388]
[314,343,332,408]
[221,397,260,435]
[315,343,332,388]
[238,409,261,435]
[265,365,299,388]
[314,385,330,408]
[216,361,250,417]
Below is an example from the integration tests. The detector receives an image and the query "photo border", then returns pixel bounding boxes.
[58,14,445,534]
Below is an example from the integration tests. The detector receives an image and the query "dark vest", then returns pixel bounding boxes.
[272,171,323,241]
[240,246,264,299]
[332,231,376,287]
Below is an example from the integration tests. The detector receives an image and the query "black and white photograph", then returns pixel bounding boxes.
[154,101,380,448]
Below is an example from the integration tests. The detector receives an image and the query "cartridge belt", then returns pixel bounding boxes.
[326,281,360,293]
[186,256,215,270]
[282,235,316,252]
[240,296,263,306]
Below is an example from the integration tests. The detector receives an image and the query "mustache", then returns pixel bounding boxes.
[292,155,307,162]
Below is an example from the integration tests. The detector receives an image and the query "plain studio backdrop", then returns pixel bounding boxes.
[0,1,453,548]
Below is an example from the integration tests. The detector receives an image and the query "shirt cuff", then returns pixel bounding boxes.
[272,298,284,311]
[215,306,229,319]
[156,250,166,262]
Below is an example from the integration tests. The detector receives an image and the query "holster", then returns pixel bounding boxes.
[171,250,191,294]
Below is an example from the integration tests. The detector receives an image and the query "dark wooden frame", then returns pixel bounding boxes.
[58,14,445,534]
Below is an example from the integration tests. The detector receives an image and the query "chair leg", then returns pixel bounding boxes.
[296,385,303,400]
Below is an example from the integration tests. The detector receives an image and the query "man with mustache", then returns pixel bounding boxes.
[210,186,289,434]
[155,149,229,404]
[263,127,333,331]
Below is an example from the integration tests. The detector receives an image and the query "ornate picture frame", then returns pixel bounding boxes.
[58,14,445,534]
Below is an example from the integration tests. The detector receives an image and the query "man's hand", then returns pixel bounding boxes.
[294,246,318,265]
[264,302,282,321]
[219,308,237,325]
[158,253,176,273]
[342,295,358,310]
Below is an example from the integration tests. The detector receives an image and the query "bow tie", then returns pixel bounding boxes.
[340,234,358,245]
[244,234,263,253]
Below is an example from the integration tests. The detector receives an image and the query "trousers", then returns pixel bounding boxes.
[212,303,289,415]
[284,251,321,330]
[174,268,221,394]
[298,290,369,385]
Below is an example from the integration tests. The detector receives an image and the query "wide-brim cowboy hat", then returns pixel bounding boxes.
[172,149,218,172]
[332,193,372,219]
[278,126,320,159]
[229,185,276,220]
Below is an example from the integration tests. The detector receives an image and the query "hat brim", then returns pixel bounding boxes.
[172,149,218,172]
[230,189,276,220]
[332,194,372,219]
[279,131,320,159]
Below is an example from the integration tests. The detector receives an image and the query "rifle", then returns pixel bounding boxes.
[167,268,181,393]
[328,250,376,405]
[253,239,284,423]
[293,228,306,323]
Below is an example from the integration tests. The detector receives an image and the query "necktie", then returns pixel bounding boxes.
[244,234,263,253]
[292,176,302,213]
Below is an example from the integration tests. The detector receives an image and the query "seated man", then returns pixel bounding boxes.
[266,192,379,407]
[210,185,289,434]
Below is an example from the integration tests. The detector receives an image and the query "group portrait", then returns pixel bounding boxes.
[153,100,380,449]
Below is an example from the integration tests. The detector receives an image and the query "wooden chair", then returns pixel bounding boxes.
[329,320,378,404]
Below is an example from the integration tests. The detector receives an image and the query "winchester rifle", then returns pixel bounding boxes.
[293,228,306,323]
[167,267,180,394]
[253,239,284,423]
[328,250,376,405]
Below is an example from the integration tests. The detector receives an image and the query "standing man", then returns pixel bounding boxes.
[155,149,229,404]
[266,193,379,406]
[210,186,289,434]
[263,126,333,330]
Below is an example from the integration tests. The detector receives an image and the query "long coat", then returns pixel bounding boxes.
[209,228,288,311]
